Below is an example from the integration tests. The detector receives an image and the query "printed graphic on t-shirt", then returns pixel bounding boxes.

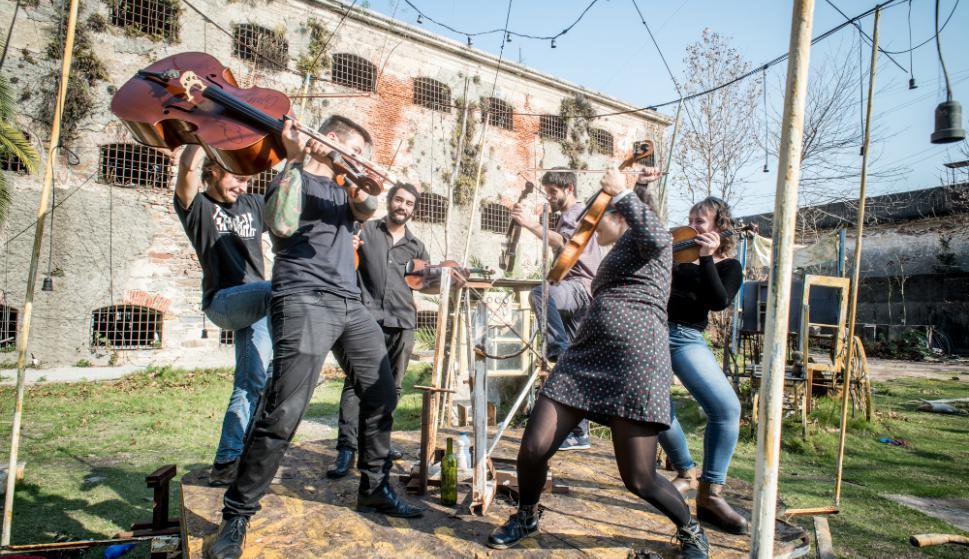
[212,206,257,239]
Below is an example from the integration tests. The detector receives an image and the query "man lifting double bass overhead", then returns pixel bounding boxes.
[111,52,424,559]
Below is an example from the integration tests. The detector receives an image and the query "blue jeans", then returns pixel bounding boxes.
[530,280,591,438]
[658,323,741,485]
[204,281,273,464]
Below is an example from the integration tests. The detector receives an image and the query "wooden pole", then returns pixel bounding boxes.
[445,78,470,258]
[835,5,880,507]
[749,0,815,556]
[2,0,80,544]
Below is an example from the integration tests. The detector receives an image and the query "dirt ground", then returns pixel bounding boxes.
[865,358,969,381]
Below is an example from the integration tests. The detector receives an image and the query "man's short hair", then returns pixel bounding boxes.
[318,115,373,147]
[540,167,576,192]
[387,182,420,203]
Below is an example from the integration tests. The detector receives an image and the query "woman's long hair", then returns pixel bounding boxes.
[689,197,735,257]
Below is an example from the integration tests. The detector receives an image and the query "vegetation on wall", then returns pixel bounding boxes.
[444,97,485,206]
[0,76,40,224]
[296,18,333,79]
[558,93,595,170]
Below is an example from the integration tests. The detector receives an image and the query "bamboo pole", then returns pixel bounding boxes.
[749,0,815,556]
[2,0,79,544]
[835,5,880,507]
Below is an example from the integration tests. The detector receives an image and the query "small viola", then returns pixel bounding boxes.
[670,223,758,264]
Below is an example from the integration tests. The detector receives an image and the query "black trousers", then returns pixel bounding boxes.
[223,292,397,517]
[335,325,414,451]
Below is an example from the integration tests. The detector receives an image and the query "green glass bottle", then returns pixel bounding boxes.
[441,437,458,506]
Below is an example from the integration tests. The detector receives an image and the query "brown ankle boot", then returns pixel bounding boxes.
[671,468,698,497]
[696,481,749,535]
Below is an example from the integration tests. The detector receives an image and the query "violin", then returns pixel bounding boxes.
[110,52,395,195]
[546,140,655,283]
[670,223,757,264]
[498,180,536,272]
[404,259,493,291]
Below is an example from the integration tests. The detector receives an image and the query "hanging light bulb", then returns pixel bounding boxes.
[467,35,472,47]
[41,276,53,292]
[763,164,769,173]
[908,78,917,90]
[416,14,423,24]
[550,38,557,49]
[930,0,965,144]
[506,32,512,43]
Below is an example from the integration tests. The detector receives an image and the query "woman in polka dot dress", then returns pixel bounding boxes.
[487,168,709,559]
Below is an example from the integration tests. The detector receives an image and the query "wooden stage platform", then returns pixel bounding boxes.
[181,430,808,558]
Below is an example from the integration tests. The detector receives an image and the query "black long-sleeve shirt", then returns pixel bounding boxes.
[667,256,743,331]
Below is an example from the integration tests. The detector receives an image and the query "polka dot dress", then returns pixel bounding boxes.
[540,193,674,428]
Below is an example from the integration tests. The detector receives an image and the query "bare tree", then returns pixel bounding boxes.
[673,29,761,207]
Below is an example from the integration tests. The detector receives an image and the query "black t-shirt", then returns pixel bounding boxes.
[266,170,359,299]
[668,256,743,331]
[174,192,266,309]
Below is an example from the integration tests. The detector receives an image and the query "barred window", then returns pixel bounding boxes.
[91,305,162,349]
[332,53,376,92]
[220,329,234,346]
[232,23,288,70]
[416,310,438,332]
[413,77,451,113]
[589,128,614,156]
[0,305,17,351]
[539,115,566,141]
[481,97,513,130]
[548,212,561,231]
[99,143,173,188]
[109,0,180,42]
[248,168,277,195]
[480,202,510,234]
[413,192,448,224]
[1,131,30,174]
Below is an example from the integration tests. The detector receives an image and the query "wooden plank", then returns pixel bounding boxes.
[813,516,835,559]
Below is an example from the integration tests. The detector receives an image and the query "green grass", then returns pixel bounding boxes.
[0,365,965,558]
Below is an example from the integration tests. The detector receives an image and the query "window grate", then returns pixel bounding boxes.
[539,115,566,141]
[481,97,513,130]
[109,0,180,42]
[413,77,451,113]
[0,305,18,351]
[91,304,162,349]
[332,53,376,92]
[248,168,277,195]
[548,212,561,231]
[0,131,30,174]
[99,143,173,188]
[413,192,448,224]
[219,329,234,346]
[589,128,614,156]
[480,202,511,233]
[416,310,438,332]
[232,23,288,71]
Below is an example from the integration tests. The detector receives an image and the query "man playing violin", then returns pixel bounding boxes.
[209,115,423,559]
[326,182,429,478]
[510,168,603,451]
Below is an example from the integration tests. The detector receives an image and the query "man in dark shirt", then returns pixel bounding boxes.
[326,183,429,478]
[173,144,272,487]
[510,169,603,451]
[209,116,422,559]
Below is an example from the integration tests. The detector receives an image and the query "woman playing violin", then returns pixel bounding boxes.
[487,167,709,559]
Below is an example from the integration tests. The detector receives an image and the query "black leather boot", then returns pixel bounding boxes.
[487,505,540,549]
[357,479,424,518]
[326,448,355,479]
[388,446,404,461]
[205,515,249,559]
[675,520,710,559]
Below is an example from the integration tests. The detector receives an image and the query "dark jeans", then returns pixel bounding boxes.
[335,326,414,452]
[223,291,397,518]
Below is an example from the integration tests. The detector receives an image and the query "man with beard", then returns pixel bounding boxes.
[326,183,429,478]
[510,168,603,450]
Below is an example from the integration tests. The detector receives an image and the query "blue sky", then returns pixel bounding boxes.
[363,0,968,223]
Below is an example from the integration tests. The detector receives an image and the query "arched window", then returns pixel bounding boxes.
[332,53,376,92]
[481,97,513,130]
[91,305,162,349]
[99,143,173,188]
[0,305,18,351]
[413,192,448,224]
[539,114,566,141]
[480,202,511,233]
[589,128,614,156]
[232,23,288,70]
[413,77,451,113]
[109,0,180,42]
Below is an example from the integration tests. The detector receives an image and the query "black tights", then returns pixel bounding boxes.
[516,396,692,528]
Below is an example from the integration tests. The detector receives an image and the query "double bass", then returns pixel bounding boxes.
[497,180,536,272]
[546,140,655,283]
[110,52,396,195]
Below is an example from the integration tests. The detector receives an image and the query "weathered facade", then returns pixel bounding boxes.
[0,0,670,367]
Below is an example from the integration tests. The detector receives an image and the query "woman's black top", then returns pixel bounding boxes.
[667,256,743,331]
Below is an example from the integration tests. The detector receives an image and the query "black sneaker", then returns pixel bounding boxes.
[208,460,238,487]
[559,433,591,451]
[487,505,541,549]
[206,515,249,559]
[675,521,710,559]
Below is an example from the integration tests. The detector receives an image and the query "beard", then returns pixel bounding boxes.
[388,209,411,225]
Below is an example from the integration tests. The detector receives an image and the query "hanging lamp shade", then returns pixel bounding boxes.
[931,100,966,144]
[41,277,53,292]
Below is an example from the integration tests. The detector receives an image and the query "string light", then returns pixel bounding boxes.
[550,38,556,48]
[416,14,423,24]
[467,35,472,47]
[506,32,512,43]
